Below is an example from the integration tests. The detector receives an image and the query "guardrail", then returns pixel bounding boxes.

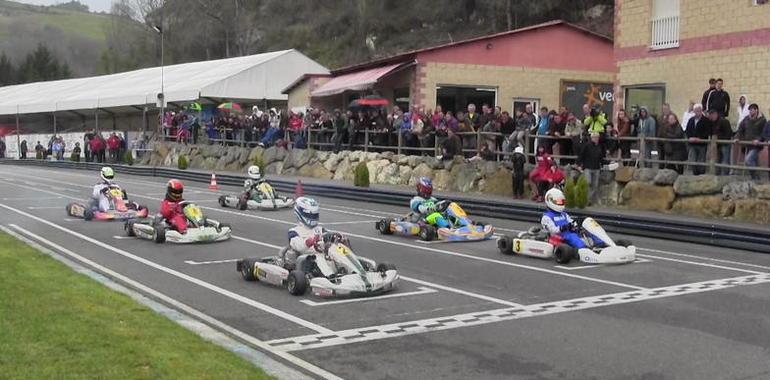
[2,158,769,254]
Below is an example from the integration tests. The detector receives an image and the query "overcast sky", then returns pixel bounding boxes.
[15,0,113,13]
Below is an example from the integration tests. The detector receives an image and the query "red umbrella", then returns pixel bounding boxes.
[349,96,389,109]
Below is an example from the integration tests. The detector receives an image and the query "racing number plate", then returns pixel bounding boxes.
[514,239,522,253]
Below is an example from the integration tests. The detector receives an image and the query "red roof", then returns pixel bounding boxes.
[332,20,612,75]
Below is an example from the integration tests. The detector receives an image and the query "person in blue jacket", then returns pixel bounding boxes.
[540,188,586,248]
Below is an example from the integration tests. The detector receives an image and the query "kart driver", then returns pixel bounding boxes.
[541,188,586,248]
[160,179,188,234]
[285,196,325,267]
[242,165,267,202]
[410,177,450,228]
[91,167,123,212]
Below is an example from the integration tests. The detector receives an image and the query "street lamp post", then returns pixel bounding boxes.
[153,25,164,137]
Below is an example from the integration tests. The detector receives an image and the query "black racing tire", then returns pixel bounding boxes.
[358,259,374,271]
[497,236,514,255]
[376,219,393,235]
[83,209,94,221]
[616,239,633,248]
[418,225,436,241]
[125,220,136,237]
[237,194,249,210]
[240,258,257,282]
[287,270,308,296]
[376,263,396,273]
[218,195,227,207]
[153,225,166,244]
[554,244,574,264]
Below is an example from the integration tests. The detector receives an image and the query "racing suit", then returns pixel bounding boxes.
[285,224,326,267]
[409,196,450,228]
[160,198,187,234]
[541,210,586,249]
[243,179,265,201]
[91,182,121,212]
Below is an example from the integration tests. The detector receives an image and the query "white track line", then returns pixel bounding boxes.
[554,258,653,270]
[639,248,770,271]
[0,201,334,335]
[635,253,766,274]
[300,287,438,306]
[185,258,241,265]
[27,206,63,210]
[2,196,63,201]
[5,224,340,380]
[321,220,378,225]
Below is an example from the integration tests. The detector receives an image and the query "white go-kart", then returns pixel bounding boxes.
[236,232,399,297]
[497,217,636,265]
[218,182,294,211]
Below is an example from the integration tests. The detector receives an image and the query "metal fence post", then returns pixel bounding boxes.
[397,129,402,156]
[639,134,646,168]
[364,129,369,153]
[708,135,717,175]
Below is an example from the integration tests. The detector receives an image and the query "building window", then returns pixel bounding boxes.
[435,86,497,114]
[624,84,666,119]
[650,0,680,50]
[393,88,410,112]
[512,98,539,115]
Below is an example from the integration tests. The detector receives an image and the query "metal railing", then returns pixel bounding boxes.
[651,15,680,50]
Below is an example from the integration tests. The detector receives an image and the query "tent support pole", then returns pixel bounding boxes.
[95,109,99,132]
[15,111,20,160]
[52,112,57,136]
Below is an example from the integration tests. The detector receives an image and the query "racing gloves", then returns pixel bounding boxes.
[305,234,321,248]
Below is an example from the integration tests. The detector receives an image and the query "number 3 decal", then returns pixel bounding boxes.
[514,239,522,253]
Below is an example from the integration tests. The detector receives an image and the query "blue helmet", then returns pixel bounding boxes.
[416,177,433,198]
[294,196,319,228]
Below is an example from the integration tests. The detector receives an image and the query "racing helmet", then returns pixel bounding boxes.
[166,179,184,201]
[544,188,566,213]
[416,177,433,198]
[294,196,319,228]
[247,165,262,181]
[100,167,115,183]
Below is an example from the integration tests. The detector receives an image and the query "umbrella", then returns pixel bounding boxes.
[217,102,242,113]
[348,96,389,110]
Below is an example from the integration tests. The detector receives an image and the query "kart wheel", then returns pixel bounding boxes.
[125,220,136,237]
[218,223,231,233]
[237,195,248,210]
[65,203,75,216]
[287,270,308,296]
[554,244,574,264]
[497,236,514,255]
[376,263,396,273]
[240,258,257,282]
[153,225,166,244]
[418,225,436,241]
[616,239,633,248]
[358,260,374,271]
[218,195,227,207]
[83,209,94,221]
[376,219,393,235]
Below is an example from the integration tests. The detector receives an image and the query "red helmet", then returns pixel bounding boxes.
[166,179,184,201]
[416,177,433,198]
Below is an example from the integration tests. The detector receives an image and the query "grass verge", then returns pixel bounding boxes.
[0,231,273,379]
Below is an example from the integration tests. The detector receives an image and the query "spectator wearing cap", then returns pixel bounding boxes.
[685,104,712,175]
[709,109,733,175]
[578,132,605,205]
[736,104,766,180]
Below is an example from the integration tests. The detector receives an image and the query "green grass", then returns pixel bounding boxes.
[0,231,273,380]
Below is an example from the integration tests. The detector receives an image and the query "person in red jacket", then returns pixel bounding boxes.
[107,133,121,163]
[160,179,187,234]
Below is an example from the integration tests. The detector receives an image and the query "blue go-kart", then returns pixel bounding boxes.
[375,200,494,242]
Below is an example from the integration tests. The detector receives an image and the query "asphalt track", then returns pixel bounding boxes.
[2,165,770,380]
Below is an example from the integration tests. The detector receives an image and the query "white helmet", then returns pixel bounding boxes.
[247,165,262,180]
[294,197,319,228]
[100,167,114,183]
[544,188,566,213]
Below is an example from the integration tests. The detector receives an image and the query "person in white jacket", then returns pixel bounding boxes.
[284,197,325,267]
[736,94,750,133]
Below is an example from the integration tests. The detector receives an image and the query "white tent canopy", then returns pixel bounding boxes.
[0,49,329,115]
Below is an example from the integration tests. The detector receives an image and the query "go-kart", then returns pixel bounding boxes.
[375,200,494,242]
[66,186,148,221]
[236,232,398,297]
[124,202,231,244]
[497,217,635,264]
[218,182,294,210]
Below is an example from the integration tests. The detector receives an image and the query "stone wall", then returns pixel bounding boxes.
[140,143,770,225]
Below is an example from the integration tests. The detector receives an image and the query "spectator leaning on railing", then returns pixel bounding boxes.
[736,104,766,180]
[685,104,711,175]
[709,109,733,175]
[659,113,687,174]
[637,107,656,167]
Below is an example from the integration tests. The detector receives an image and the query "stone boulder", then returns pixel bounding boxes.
[376,163,401,185]
[599,170,615,185]
[620,182,675,212]
[432,170,451,191]
[409,163,433,186]
[443,155,465,171]
[248,146,264,163]
[156,143,170,159]
[398,165,413,185]
[332,158,354,181]
[396,155,409,166]
[265,161,284,175]
[407,155,424,168]
[673,175,722,196]
[755,184,770,200]
[380,151,394,161]
[366,159,391,183]
[365,152,381,162]
[349,151,364,162]
[614,166,635,183]
[478,168,512,197]
[323,152,343,171]
[632,168,658,183]
[451,163,479,192]
[424,156,442,170]
[202,157,218,170]
[671,196,735,219]
[237,148,251,165]
[317,151,330,162]
[288,149,314,169]
[262,146,279,165]
[596,181,624,207]
[654,169,679,186]
[722,181,754,200]
[734,199,770,224]
[225,160,243,172]
[298,162,333,180]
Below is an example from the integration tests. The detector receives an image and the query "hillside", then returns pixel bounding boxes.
[0,0,139,76]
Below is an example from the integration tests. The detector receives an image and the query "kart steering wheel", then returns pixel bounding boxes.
[435,200,450,212]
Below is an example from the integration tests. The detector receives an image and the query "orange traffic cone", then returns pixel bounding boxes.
[209,172,219,190]
[294,179,304,198]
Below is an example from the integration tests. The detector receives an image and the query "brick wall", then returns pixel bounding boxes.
[616,45,770,123]
[417,62,614,111]
[616,0,651,48]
